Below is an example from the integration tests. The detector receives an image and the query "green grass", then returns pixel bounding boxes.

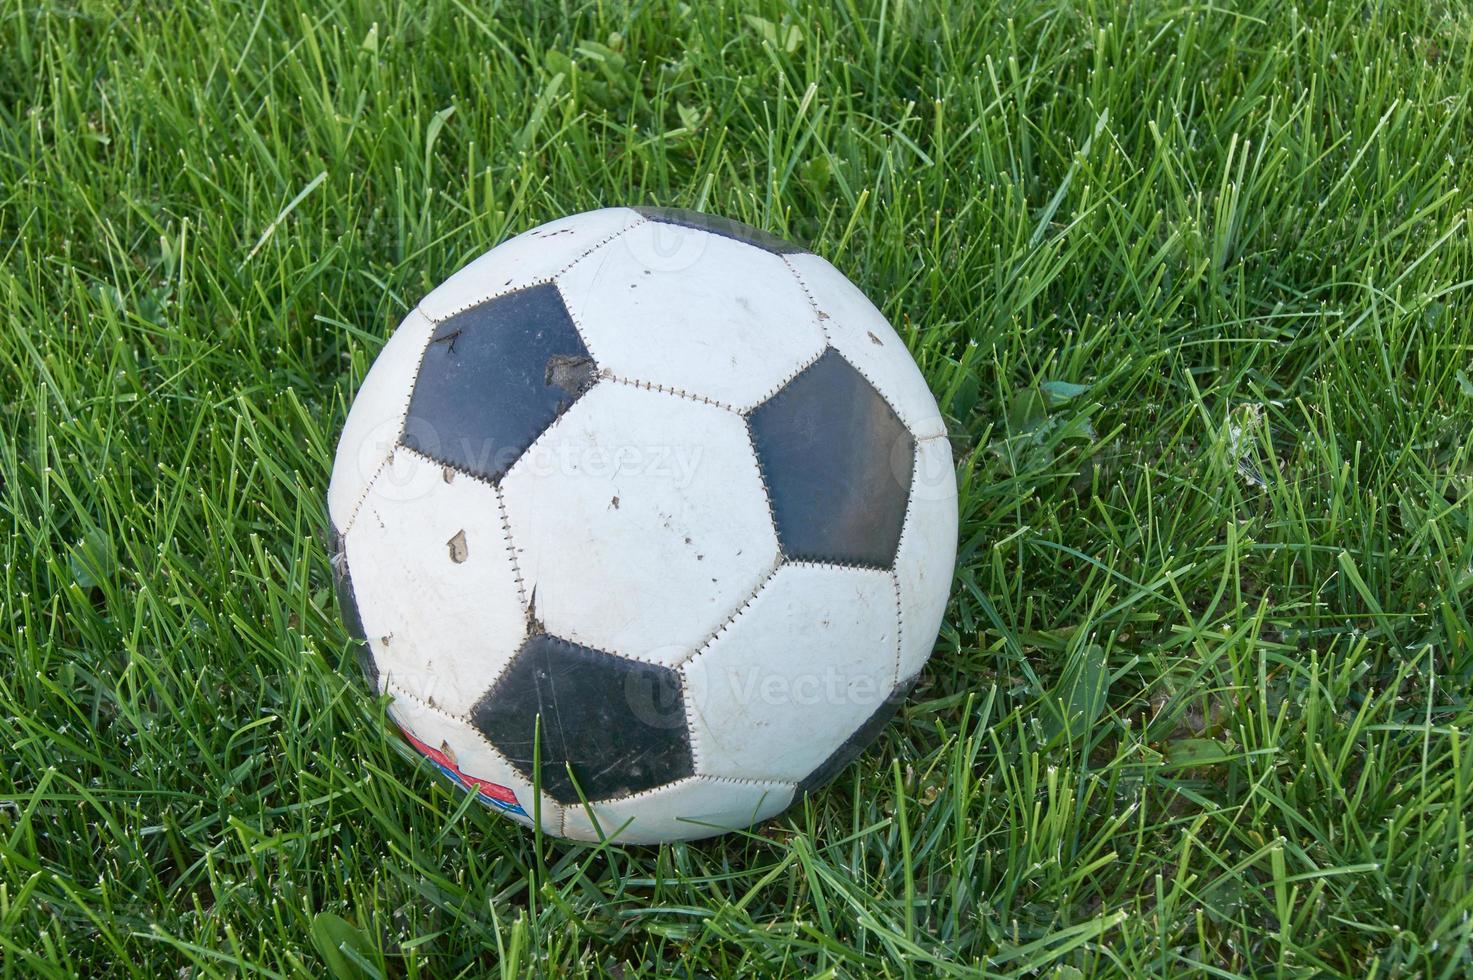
[2,0,1472,975]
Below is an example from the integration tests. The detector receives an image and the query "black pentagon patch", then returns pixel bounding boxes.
[632,206,806,255]
[327,527,377,692]
[796,676,916,795]
[470,633,693,804]
[748,349,915,567]
[402,283,595,483]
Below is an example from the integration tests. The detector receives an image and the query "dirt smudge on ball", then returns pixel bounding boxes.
[447,529,468,563]
[544,353,596,396]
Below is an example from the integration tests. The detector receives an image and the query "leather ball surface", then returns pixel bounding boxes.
[327,208,957,843]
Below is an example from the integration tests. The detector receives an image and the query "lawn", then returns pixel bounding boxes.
[2,0,1472,975]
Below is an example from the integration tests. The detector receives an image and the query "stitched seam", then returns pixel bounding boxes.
[676,559,783,670]
[554,215,647,280]
[697,765,810,787]
[339,449,392,537]
[679,679,702,774]
[398,369,598,487]
[781,558,895,578]
[568,776,686,809]
[890,438,924,571]
[429,280,552,324]
[598,371,742,414]
[890,440,923,571]
[342,308,437,533]
[554,275,601,367]
[698,773,798,790]
[369,461,526,699]
[551,216,650,366]
[783,553,894,573]
[395,441,499,488]
[889,439,925,676]
[782,255,923,432]
[340,309,437,535]
[839,351,910,436]
[385,681,517,771]
[480,600,690,673]
[496,390,590,485]
[493,483,529,609]
[395,305,439,434]
[572,639,682,669]
[780,253,832,344]
[576,633,694,669]
[569,773,797,814]
[890,570,904,687]
[497,425,765,670]
[428,216,648,324]
[384,679,560,827]
[742,341,828,412]
[917,431,952,444]
[739,417,784,560]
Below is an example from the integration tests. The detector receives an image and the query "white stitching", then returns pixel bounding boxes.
[782,554,897,573]
[338,308,437,536]
[780,255,923,433]
[395,441,489,486]
[383,679,562,829]
[396,304,439,430]
[551,216,650,366]
[887,438,926,674]
[780,253,833,344]
[384,678,476,726]
[890,438,923,574]
[679,678,702,774]
[495,387,586,486]
[598,371,741,414]
[427,215,648,324]
[698,773,799,789]
[889,570,904,687]
[740,414,783,556]
[675,559,783,669]
[386,683,513,770]
[565,773,798,815]
[493,483,528,609]
[339,449,392,537]
[741,341,828,413]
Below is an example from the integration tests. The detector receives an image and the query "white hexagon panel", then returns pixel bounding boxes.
[555,213,826,410]
[500,381,779,665]
[342,449,526,716]
[326,207,958,843]
[681,562,901,784]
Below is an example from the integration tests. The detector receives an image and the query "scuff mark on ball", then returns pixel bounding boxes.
[447,529,468,563]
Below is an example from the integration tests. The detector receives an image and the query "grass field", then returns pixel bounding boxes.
[3,0,1472,975]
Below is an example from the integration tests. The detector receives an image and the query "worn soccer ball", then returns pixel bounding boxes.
[327,208,956,843]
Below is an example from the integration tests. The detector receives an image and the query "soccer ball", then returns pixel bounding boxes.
[327,208,956,843]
